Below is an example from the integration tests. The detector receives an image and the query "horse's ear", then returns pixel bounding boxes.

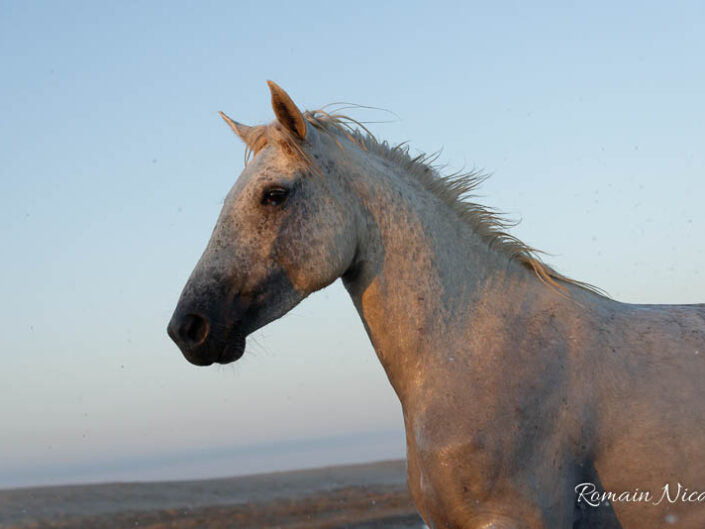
[267,80,307,141]
[219,111,253,143]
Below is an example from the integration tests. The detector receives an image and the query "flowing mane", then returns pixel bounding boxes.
[244,107,605,296]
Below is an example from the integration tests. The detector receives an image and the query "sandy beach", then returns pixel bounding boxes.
[0,459,425,528]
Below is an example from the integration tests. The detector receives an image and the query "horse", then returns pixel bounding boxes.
[168,81,705,529]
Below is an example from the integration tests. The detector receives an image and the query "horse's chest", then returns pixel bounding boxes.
[405,416,498,519]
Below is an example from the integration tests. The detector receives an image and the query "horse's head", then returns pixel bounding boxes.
[168,82,359,366]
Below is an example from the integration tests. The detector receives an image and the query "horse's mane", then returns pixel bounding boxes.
[248,108,605,297]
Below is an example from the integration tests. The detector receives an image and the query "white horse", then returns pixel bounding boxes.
[168,81,705,529]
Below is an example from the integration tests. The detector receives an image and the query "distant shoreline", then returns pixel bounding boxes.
[2,429,406,491]
[0,459,425,529]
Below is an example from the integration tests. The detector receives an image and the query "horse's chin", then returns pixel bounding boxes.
[216,333,246,364]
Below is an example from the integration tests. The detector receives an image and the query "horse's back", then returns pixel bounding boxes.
[605,300,705,427]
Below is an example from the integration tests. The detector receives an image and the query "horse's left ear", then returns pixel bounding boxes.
[219,111,254,142]
[267,80,307,141]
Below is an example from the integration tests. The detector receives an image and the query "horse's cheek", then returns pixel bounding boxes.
[274,198,352,293]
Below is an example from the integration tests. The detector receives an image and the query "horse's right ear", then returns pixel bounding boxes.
[267,80,307,141]
[219,111,253,143]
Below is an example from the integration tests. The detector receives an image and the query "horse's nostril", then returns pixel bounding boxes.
[178,313,210,346]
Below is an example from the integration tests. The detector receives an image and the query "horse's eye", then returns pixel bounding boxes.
[261,186,290,206]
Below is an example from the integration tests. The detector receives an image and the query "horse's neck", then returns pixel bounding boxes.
[340,152,581,401]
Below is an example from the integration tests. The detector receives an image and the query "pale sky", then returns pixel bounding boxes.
[1,1,703,488]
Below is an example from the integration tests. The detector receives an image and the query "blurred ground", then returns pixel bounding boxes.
[0,460,425,528]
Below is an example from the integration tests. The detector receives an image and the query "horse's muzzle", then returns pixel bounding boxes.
[168,269,297,366]
[167,305,247,366]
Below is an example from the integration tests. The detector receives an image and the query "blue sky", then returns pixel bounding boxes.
[1,1,703,488]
